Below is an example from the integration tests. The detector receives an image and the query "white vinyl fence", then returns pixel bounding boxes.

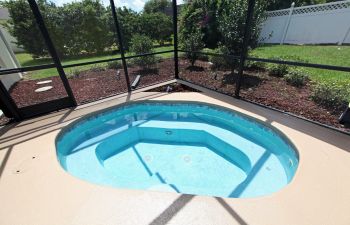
[259,1,350,45]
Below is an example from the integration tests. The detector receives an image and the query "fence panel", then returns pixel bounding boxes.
[259,1,350,45]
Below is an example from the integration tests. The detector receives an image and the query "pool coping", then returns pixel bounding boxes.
[1,91,350,225]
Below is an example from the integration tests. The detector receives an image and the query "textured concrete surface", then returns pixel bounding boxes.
[1,88,350,225]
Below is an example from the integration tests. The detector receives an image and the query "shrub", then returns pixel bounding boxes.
[207,46,239,71]
[311,82,349,112]
[107,60,122,70]
[90,65,106,72]
[181,28,204,66]
[267,55,310,77]
[284,69,309,87]
[130,34,157,70]
[245,52,266,69]
[208,47,225,70]
[266,57,289,77]
[69,68,85,77]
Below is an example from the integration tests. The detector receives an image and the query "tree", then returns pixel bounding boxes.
[129,34,157,70]
[138,13,172,45]
[3,0,114,57]
[179,0,221,49]
[114,7,139,50]
[143,0,171,14]
[60,0,110,55]
[180,28,204,66]
[217,0,268,74]
[179,0,268,74]
[2,0,61,58]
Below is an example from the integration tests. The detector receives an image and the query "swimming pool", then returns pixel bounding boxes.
[56,101,299,198]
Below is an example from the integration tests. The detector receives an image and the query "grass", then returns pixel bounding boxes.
[16,45,350,85]
[250,45,350,84]
[16,45,174,79]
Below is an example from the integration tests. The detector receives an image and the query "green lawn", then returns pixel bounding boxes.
[17,45,350,84]
[250,45,350,84]
[16,46,174,79]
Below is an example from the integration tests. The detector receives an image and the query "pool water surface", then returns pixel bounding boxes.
[56,102,299,198]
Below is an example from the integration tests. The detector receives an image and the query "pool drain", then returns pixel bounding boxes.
[183,155,191,163]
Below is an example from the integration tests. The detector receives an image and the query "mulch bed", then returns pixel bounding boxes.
[179,58,349,133]
[5,57,349,132]
[9,58,175,108]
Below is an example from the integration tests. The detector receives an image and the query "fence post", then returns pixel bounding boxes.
[28,0,77,106]
[172,0,179,79]
[280,2,295,45]
[110,0,131,92]
[235,0,256,97]
[339,24,350,45]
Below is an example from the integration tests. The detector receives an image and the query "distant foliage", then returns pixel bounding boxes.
[138,13,172,46]
[2,0,172,58]
[143,0,171,14]
[130,35,158,70]
[3,0,55,57]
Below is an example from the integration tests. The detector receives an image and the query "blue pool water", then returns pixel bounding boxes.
[56,102,298,198]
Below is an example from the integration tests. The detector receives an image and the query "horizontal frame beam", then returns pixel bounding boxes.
[178,49,241,59]
[1,50,348,77]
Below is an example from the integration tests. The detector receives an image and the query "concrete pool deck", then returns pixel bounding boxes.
[1,86,350,225]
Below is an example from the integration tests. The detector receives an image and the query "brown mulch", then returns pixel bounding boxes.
[9,59,175,107]
[179,59,349,132]
[5,57,349,132]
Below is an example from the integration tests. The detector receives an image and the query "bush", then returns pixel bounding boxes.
[181,28,204,66]
[267,55,310,77]
[208,47,226,70]
[90,65,106,72]
[284,69,309,87]
[107,61,122,70]
[69,68,85,77]
[130,35,157,70]
[311,82,349,112]
[267,62,289,77]
[207,46,239,71]
[245,52,266,69]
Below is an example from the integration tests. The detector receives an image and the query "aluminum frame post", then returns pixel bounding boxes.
[172,0,179,79]
[110,0,131,92]
[235,0,256,97]
[28,0,77,106]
